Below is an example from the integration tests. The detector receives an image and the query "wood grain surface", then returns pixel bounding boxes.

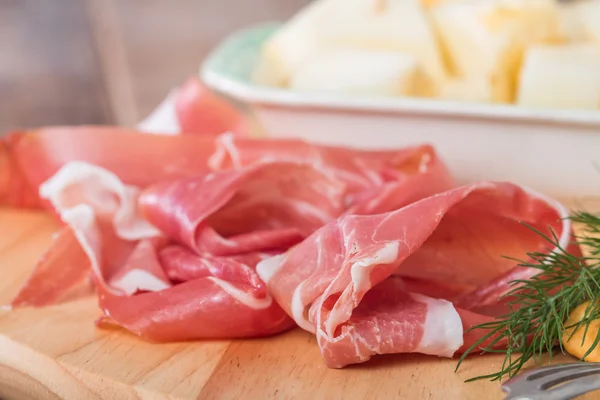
[0,202,600,400]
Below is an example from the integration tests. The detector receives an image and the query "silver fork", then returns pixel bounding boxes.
[502,362,600,399]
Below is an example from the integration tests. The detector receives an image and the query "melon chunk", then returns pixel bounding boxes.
[557,1,588,42]
[579,0,600,43]
[252,0,337,87]
[254,0,447,95]
[430,0,561,103]
[516,44,600,110]
[289,48,420,97]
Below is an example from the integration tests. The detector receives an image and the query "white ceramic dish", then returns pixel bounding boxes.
[200,23,600,198]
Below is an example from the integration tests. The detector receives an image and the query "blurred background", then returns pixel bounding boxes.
[0,0,310,134]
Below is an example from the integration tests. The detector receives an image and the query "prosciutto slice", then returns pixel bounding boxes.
[97,262,294,341]
[159,245,275,283]
[11,227,93,307]
[4,114,577,365]
[139,161,346,256]
[0,139,41,208]
[256,181,574,368]
[174,77,248,136]
[38,161,166,294]
[16,160,294,339]
[210,133,455,214]
[1,126,216,210]
[138,77,248,136]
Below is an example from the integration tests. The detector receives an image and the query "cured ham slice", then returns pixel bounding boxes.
[10,227,93,307]
[159,245,274,283]
[256,181,574,368]
[174,77,248,136]
[107,237,172,295]
[139,161,346,256]
[38,161,166,294]
[97,260,294,341]
[16,160,294,339]
[6,113,577,366]
[1,127,216,210]
[96,243,295,341]
[137,77,248,136]
[0,140,41,208]
[209,133,454,214]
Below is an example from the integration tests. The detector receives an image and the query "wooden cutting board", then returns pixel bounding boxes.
[1,201,599,400]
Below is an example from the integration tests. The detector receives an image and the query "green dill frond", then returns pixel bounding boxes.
[455,212,600,382]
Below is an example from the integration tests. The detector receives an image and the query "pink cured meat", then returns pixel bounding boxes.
[38,161,167,296]
[256,182,574,368]
[3,127,217,210]
[209,133,455,214]
[97,246,295,341]
[139,161,347,256]
[11,227,93,307]
[159,245,275,283]
[27,161,294,339]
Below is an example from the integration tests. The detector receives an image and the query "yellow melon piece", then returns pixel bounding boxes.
[254,0,448,96]
[556,1,588,42]
[429,0,561,103]
[516,44,600,110]
[579,0,600,44]
[289,48,420,97]
[252,0,338,87]
[563,301,600,362]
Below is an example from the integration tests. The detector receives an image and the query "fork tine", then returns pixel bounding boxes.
[502,363,594,389]
[535,366,600,389]
[529,363,600,382]
[501,363,600,400]
[501,363,600,398]
[544,374,600,400]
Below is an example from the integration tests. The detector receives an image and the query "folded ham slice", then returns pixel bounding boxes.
[38,161,167,293]
[174,77,248,136]
[138,77,248,136]
[6,119,575,363]
[256,181,574,368]
[210,133,454,214]
[98,244,293,341]
[1,127,217,210]
[16,160,295,339]
[0,139,41,208]
[139,161,346,256]
[11,227,93,307]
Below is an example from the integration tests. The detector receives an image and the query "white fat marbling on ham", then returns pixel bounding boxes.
[256,254,286,284]
[57,203,102,276]
[208,132,240,169]
[110,269,171,295]
[258,254,316,331]
[410,293,463,357]
[207,277,273,310]
[39,162,168,293]
[350,241,399,293]
[40,162,160,239]
[136,90,181,135]
[290,282,317,333]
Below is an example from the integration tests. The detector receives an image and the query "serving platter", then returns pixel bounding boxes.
[0,202,599,400]
[201,24,600,199]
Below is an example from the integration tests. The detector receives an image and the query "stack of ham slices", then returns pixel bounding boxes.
[1,77,578,368]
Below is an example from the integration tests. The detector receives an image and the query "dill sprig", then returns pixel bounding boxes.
[455,211,600,382]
